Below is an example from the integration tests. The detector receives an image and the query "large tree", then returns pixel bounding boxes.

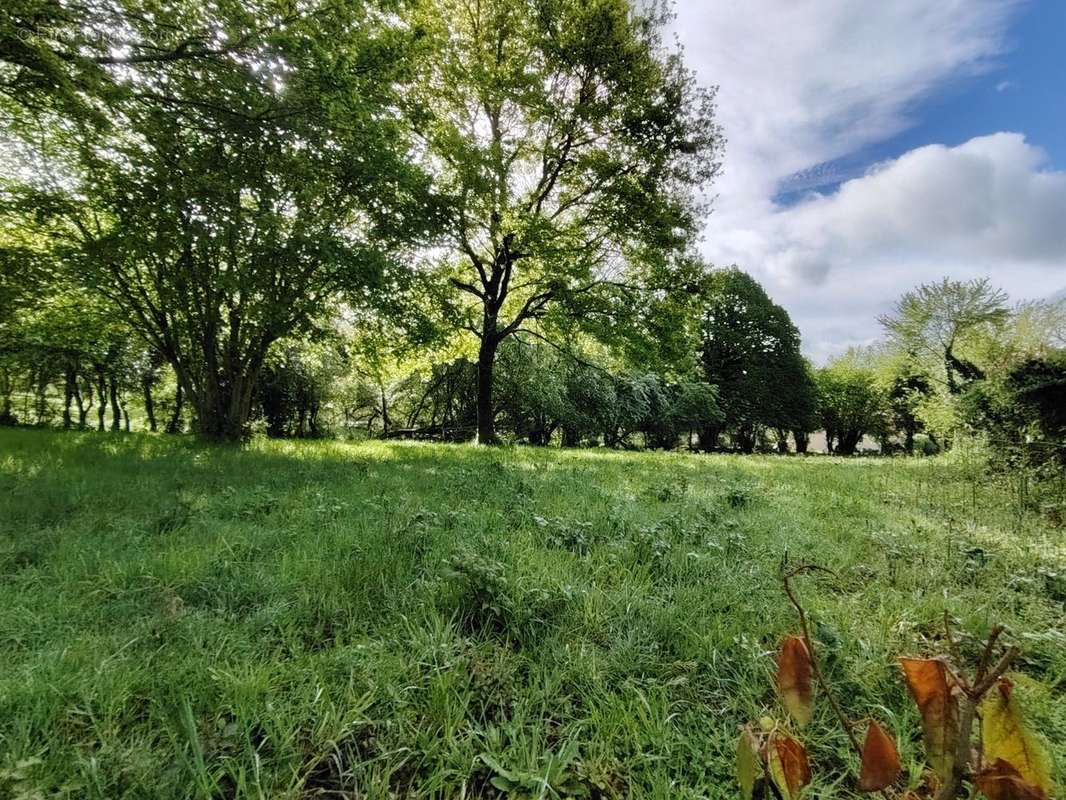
[6,1,439,439]
[406,0,721,443]
[879,277,1008,394]
[697,268,814,452]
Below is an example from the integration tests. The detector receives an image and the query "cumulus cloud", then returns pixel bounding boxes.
[667,1,1066,359]
[783,134,1066,266]
[717,134,1066,361]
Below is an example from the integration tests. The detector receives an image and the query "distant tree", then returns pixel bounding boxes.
[880,278,1008,394]
[254,337,347,439]
[1007,351,1066,441]
[817,354,887,456]
[396,359,479,440]
[960,348,1066,465]
[495,340,569,445]
[601,373,661,449]
[870,347,933,454]
[558,360,616,447]
[407,0,722,443]
[778,358,819,454]
[642,380,722,450]
[0,277,146,430]
[697,268,814,453]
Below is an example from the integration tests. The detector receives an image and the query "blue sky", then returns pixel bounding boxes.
[672,0,1066,361]
[903,0,1066,166]
[779,0,1066,204]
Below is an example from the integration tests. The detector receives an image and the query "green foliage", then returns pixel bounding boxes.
[3,0,442,440]
[1007,352,1066,441]
[406,0,722,441]
[817,352,888,455]
[880,277,1009,395]
[698,268,816,452]
[444,550,574,641]
[254,338,347,439]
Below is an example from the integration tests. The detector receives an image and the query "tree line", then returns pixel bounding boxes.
[1,1,1063,460]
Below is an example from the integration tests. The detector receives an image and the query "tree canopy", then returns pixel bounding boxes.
[405,0,722,442]
[697,268,815,452]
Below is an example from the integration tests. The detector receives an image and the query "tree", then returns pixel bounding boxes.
[817,353,887,456]
[407,0,721,443]
[641,379,721,450]
[868,346,933,454]
[1007,351,1066,442]
[697,268,815,452]
[7,1,439,440]
[254,336,347,439]
[880,278,1008,395]
[1,0,311,121]
[495,339,569,445]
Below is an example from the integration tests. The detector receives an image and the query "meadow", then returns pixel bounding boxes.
[0,427,1062,799]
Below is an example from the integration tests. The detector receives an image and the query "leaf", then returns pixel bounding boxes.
[737,727,763,800]
[980,679,1053,795]
[768,731,811,800]
[859,720,902,792]
[975,759,1048,800]
[900,657,958,781]
[777,635,814,727]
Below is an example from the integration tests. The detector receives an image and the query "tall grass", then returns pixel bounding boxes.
[0,428,1062,798]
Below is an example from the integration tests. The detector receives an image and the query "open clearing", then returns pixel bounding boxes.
[0,428,1063,798]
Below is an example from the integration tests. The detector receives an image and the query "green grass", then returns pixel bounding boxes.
[0,427,1062,799]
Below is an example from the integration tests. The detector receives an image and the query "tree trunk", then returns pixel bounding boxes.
[793,430,809,454]
[142,376,157,432]
[166,383,184,434]
[698,424,720,452]
[188,359,265,442]
[95,366,107,432]
[837,430,861,455]
[0,367,14,425]
[33,368,50,426]
[73,375,88,428]
[775,428,789,454]
[476,332,500,445]
[736,423,757,454]
[380,385,390,436]
[108,377,121,432]
[63,366,76,429]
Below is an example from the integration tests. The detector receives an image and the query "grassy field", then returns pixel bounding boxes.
[0,428,1063,799]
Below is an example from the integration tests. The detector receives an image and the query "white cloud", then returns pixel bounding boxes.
[718,134,1066,362]
[667,1,1066,360]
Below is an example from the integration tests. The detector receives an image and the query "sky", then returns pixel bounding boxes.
[670,0,1066,362]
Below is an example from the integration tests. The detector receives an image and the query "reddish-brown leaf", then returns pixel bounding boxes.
[900,657,959,781]
[768,731,811,800]
[859,720,901,792]
[778,635,814,727]
[975,759,1048,800]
